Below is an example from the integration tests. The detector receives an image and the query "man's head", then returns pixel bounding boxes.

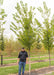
[22,47,25,51]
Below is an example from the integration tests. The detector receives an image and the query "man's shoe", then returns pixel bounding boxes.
[18,74,21,75]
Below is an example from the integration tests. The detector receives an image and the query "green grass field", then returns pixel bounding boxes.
[0,56,54,64]
[0,56,17,60]
[0,53,51,59]
[0,60,17,64]
[0,61,54,75]
[0,55,54,75]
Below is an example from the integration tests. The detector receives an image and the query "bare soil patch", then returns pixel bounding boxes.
[8,66,54,75]
[0,59,54,67]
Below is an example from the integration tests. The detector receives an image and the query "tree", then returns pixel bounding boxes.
[0,0,7,65]
[6,35,15,55]
[0,0,3,5]
[37,2,54,66]
[51,15,54,38]
[10,1,36,75]
[34,18,42,60]
[36,35,42,60]
[4,36,22,56]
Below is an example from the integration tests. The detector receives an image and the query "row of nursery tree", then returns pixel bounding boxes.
[0,35,48,56]
[10,1,54,67]
[0,0,54,74]
[10,1,54,74]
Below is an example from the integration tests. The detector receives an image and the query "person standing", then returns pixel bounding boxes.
[17,47,28,75]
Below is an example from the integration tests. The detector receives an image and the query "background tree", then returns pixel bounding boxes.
[0,0,3,5]
[4,36,22,56]
[0,0,7,65]
[51,15,54,41]
[37,2,54,66]
[34,18,42,60]
[36,35,42,60]
[10,1,36,75]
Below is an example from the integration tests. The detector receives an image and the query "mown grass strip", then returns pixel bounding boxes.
[0,56,54,64]
[0,61,54,75]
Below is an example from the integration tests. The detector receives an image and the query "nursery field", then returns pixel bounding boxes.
[0,54,54,75]
[0,0,54,75]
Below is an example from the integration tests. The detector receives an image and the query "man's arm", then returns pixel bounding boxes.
[17,58,20,64]
[17,52,20,64]
[26,52,28,64]
[26,57,28,64]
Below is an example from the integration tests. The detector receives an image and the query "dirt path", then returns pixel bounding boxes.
[3,58,17,61]
[8,66,54,75]
[0,55,53,61]
[0,59,54,68]
[25,66,54,75]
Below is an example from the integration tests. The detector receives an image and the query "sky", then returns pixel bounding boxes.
[1,0,54,40]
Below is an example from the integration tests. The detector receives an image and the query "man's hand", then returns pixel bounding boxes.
[17,58,19,65]
[26,58,28,64]
[17,61,19,65]
[26,61,28,64]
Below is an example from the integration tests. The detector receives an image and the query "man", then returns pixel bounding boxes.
[17,47,28,75]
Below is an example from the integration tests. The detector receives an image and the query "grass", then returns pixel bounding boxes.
[31,56,54,61]
[0,61,54,75]
[0,54,54,60]
[0,54,51,59]
[0,56,54,64]
[0,56,17,60]
[0,60,17,64]
[0,55,54,75]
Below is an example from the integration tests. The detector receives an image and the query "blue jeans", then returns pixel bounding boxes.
[18,61,26,75]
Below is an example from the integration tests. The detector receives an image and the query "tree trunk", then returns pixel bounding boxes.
[1,55,3,65]
[29,49,31,75]
[38,49,40,61]
[48,50,51,66]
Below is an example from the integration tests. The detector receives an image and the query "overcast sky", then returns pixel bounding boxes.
[2,0,54,40]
